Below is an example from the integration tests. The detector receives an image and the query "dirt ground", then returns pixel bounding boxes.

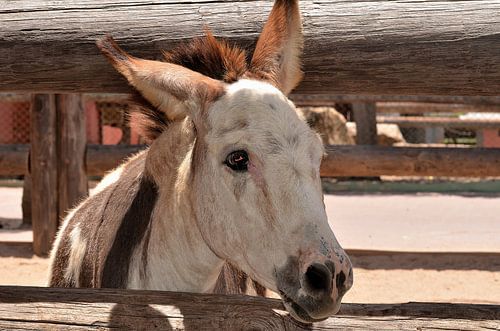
[1,191,499,304]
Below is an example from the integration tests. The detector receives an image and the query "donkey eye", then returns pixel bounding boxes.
[225,150,249,171]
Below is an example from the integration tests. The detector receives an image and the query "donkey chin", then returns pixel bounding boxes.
[275,256,353,323]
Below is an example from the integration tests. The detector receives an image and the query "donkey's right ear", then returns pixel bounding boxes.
[96,36,224,126]
[249,0,303,95]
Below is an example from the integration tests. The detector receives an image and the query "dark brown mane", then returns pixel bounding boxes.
[163,30,248,83]
[129,31,248,143]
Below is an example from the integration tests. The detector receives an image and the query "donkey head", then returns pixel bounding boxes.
[97,0,352,322]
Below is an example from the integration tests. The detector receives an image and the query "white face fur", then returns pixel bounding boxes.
[192,79,346,292]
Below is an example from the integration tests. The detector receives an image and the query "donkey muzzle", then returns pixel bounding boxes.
[276,254,353,323]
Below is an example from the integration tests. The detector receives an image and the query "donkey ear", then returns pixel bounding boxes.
[249,0,303,95]
[96,36,224,125]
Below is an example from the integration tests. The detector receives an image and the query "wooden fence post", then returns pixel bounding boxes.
[21,174,31,225]
[57,94,88,219]
[353,103,378,145]
[30,94,58,256]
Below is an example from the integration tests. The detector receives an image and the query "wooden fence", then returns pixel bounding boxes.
[0,286,498,330]
[5,144,500,179]
[1,1,500,328]
[1,1,500,96]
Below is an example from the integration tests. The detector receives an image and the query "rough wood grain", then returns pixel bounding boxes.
[291,95,500,106]
[1,1,499,96]
[5,91,500,106]
[30,94,58,256]
[4,144,500,177]
[353,103,377,145]
[56,94,88,218]
[378,116,500,129]
[323,145,500,177]
[86,93,500,106]
[81,145,500,178]
[0,145,29,176]
[86,144,146,176]
[0,286,498,330]
[376,102,500,114]
[22,174,32,225]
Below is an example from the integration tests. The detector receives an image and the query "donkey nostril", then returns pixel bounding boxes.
[336,271,346,290]
[305,263,331,292]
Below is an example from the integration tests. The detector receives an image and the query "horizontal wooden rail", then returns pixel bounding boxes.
[0,145,29,176]
[322,146,500,177]
[0,286,498,330]
[1,1,500,96]
[0,144,144,177]
[376,102,500,114]
[377,116,500,129]
[4,93,500,108]
[2,145,500,177]
[291,95,500,106]
[86,144,145,176]
[79,94,500,106]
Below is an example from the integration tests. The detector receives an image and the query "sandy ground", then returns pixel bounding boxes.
[0,190,499,304]
[0,245,498,304]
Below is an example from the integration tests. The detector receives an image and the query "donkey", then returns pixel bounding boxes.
[49,0,353,323]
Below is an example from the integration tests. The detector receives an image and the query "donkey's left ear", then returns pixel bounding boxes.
[249,0,303,95]
[96,36,224,127]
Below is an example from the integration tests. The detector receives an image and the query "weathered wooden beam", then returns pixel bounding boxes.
[353,103,377,145]
[378,116,500,129]
[87,145,500,178]
[5,93,500,107]
[22,174,32,225]
[0,286,500,331]
[30,94,58,256]
[1,1,500,96]
[86,144,145,176]
[83,93,500,106]
[323,145,500,177]
[0,286,498,330]
[4,145,500,178]
[376,102,500,114]
[56,94,89,217]
[291,95,500,106]
[0,144,144,177]
[0,145,29,176]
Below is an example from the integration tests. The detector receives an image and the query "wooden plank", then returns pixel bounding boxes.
[4,93,500,108]
[0,146,28,176]
[322,145,500,177]
[1,1,500,96]
[88,93,500,108]
[290,95,500,106]
[0,144,145,177]
[56,94,88,217]
[30,94,58,256]
[353,103,377,145]
[376,102,500,114]
[22,174,32,225]
[0,145,29,176]
[87,145,500,178]
[81,93,500,108]
[86,144,145,176]
[83,93,500,107]
[378,116,500,129]
[4,144,500,178]
[0,286,498,330]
